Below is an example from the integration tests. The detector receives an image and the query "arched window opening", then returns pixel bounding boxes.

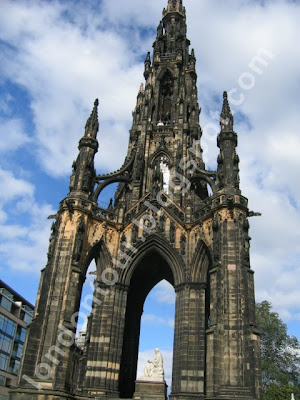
[97,182,118,209]
[75,260,97,340]
[160,156,170,194]
[69,260,97,395]
[152,155,171,195]
[119,250,175,398]
[192,180,209,201]
[207,183,213,197]
[159,71,174,123]
[137,280,175,393]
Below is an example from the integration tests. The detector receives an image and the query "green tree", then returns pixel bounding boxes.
[256,301,300,399]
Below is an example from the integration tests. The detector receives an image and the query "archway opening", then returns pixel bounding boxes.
[75,260,96,340]
[119,250,175,398]
[137,280,175,391]
[97,182,118,209]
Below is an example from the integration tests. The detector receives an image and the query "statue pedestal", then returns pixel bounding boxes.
[134,380,168,400]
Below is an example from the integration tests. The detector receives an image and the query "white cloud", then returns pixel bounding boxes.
[0,168,54,273]
[0,118,31,152]
[150,280,175,305]
[0,168,34,203]
[142,313,174,329]
[0,0,144,176]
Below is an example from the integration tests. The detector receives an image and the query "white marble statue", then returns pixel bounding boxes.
[139,348,164,382]
[291,394,295,400]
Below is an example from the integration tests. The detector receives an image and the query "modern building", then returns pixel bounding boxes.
[0,280,34,400]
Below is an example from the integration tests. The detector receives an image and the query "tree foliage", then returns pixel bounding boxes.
[256,301,300,399]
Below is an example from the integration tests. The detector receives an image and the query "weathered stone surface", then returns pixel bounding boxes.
[134,381,168,400]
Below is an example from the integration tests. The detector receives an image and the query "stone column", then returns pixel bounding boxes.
[171,283,206,400]
[10,212,87,399]
[84,283,128,397]
[206,209,261,399]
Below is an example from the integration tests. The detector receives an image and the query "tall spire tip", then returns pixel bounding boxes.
[220,91,234,131]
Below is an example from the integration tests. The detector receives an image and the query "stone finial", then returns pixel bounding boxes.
[167,0,183,11]
[220,91,234,132]
[139,83,144,93]
[84,98,99,139]
[145,51,151,64]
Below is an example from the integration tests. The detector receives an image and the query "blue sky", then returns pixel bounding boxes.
[0,0,300,386]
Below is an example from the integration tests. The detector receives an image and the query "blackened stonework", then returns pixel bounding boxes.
[10,1,262,400]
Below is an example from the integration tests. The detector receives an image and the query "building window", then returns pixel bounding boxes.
[8,359,20,375]
[0,315,16,337]
[0,374,5,386]
[0,334,13,354]
[12,342,23,359]
[0,296,12,313]
[15,327,26,343]
[0,353,9,371]
[20,309,33,325]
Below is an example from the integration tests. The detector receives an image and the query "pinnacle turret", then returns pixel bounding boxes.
[220,91,234,132]
[166,0,184,13]
[69,99,99,196]
[84,98,99,139]
[217,92,240,192]
[145,52,151,64]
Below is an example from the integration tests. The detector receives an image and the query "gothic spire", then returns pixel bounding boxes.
[217,92,240,192]
[84,98,99,139]
[220,91,234,132]
[69,99,99,196]
[167,0,184,12]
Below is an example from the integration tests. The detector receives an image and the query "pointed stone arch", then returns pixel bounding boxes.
[150,148,174,167]
[191,239,212,283]
[118,234,184,398]
[82,238,112,277]
[119,233,186,287]
[157,66,176,81]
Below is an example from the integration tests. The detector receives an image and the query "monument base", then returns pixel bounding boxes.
[134,380,168,400]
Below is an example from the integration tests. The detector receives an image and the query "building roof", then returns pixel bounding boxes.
[0,279,34,310]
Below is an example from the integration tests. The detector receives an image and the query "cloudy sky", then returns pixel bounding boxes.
[0,0,299,387]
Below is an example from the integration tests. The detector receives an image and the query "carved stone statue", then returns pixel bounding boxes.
[47,221,57,261]
[139,348,164,382]
[72,217,85,263]
[69,159,77,191]
[180,233,186,255]
[169,221,175,244]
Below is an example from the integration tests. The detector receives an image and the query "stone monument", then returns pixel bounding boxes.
[140,348,164,382]
[10,0,263,399]
[134,349,168,400]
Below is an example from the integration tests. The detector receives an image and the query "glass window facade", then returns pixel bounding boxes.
[12,342,23,359]
[0,297,12,313]
[0,334,13,354]
[20,310,32,325]
[0,315,16,337]
[0,353,9,371]
[0,282,34,390]
[15,327,26,343]
[8,359,20,375]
